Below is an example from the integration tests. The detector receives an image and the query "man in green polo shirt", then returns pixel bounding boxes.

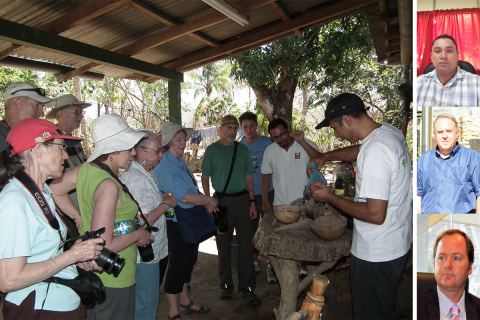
[201,114,261,306]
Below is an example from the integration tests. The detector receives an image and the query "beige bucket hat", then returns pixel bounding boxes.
[46,94,91,119]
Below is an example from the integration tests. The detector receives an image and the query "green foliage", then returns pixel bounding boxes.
[193,95,239,127]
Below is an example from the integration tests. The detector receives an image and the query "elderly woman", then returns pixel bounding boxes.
[50,114,152,320]
[120,131,176,320]
[0,119,104,319]
[154,122,217,320]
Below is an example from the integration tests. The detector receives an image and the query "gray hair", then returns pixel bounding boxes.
[433,114,458,129]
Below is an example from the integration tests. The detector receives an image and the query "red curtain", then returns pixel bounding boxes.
[417,9,480,75]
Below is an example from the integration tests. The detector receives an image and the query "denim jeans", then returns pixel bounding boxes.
[135,262,160,320]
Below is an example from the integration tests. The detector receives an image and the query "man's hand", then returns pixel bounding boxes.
[249,202,257,220]
[310,182,333,203]
[291,130,305,142]
[263,200,273,214]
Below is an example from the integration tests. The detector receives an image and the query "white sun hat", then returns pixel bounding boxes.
[87,114,146,162]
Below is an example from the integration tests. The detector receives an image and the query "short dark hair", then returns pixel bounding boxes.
[432,34,458,50]
[433,229,474,264]
[329,110,367,126]
[267,118,288,134]
[239,111,257,124]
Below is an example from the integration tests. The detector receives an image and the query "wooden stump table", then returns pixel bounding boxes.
[254,214,352,320]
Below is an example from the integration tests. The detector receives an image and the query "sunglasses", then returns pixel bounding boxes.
[11,87,47,97]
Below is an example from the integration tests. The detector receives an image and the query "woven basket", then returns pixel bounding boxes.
[273,205,301,224]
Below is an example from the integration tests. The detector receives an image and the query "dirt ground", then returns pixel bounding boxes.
[156,236,413,320]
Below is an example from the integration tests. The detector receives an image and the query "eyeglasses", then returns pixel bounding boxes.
[49,143,68,151]
[140,146,162,154]
[11,87,47,97]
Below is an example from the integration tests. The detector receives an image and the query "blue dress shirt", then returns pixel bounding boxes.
[417,144,480,213]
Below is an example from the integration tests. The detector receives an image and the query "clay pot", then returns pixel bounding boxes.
[273,205,301,224]
[310,213,347,240]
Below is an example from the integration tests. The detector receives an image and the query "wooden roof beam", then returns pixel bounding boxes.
[40,0,131,34]
[163,0,378,71]
[116,0,270,56]
[0,18,183,81]
[129,0,220,47]
[0,44,21,60]
[270,0,303,37]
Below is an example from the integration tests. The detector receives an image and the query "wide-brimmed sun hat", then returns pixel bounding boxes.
[87,114,146,162]
[4,82,52,103]
[46,94,91,119]
[159,122,193,147]
[6,119,81,155]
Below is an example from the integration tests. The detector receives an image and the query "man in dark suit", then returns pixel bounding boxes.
[418,229,480,319]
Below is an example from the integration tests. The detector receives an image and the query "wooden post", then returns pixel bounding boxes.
[168,79,182,124]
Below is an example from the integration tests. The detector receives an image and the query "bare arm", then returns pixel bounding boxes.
[201,176,211,197]
[91,180,151,252]
[246,174,257,219]
[0,238,104,292]
[310,183,387,224]
[292,130,322,159]
[50,167,82,225]
[143,194,176,226]
[262,174,273,214]
[311,145,360,169]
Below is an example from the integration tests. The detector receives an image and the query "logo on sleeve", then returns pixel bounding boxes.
[295,152,301,159]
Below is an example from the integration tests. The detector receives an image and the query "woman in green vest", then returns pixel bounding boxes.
[51,114,153,320]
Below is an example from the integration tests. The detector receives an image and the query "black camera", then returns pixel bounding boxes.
[138,244,154,262]
[81,227,125,277]
[214,206,229,233]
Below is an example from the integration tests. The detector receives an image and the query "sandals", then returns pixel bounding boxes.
[179,300,210,315]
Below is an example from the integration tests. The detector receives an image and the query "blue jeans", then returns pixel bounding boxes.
[135,262,160,320]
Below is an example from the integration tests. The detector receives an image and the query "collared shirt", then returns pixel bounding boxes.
[417,145,480,213]
[438,287,466,320]
[154,151,199,209]
[417,67,480,107]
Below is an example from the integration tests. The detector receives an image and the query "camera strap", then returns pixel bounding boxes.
[15,170,64,242]
[217,141,238,200]
[92,160,158,233]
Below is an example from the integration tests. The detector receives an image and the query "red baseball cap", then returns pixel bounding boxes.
[6,119,82,155]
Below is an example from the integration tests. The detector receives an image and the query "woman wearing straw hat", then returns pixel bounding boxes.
[154,122,217,320]
[0,119,104,319]
[51,114,153,320]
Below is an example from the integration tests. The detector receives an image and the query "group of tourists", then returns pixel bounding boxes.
[0,82,412,320]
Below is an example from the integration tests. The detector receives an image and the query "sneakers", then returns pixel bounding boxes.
[254,260,261,273]
[220,284,233,300]
[267,263,277,283]
[241,288,262,306]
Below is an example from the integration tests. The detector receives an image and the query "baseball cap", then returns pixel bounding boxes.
[221,115,239,126]
[4,82,52,103]
[315,93,366,129]
[6,119,82,155]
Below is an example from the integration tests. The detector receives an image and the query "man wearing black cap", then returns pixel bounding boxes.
[311,93,412,319]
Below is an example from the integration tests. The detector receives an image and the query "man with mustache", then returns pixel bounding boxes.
[417,34,480,107]
[417,114,480,213]
[418,229,480,319]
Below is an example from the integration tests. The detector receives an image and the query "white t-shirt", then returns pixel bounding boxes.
[0,179,80,311]
[261,140,317,205]
[352,123,412,262]
[121,161,168,263]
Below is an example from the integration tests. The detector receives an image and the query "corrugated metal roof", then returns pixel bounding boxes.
[0,0,408,82]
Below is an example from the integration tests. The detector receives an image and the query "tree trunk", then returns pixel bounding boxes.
[251,76,297,124]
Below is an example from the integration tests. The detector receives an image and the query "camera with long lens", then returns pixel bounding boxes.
[80,227,126,277]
